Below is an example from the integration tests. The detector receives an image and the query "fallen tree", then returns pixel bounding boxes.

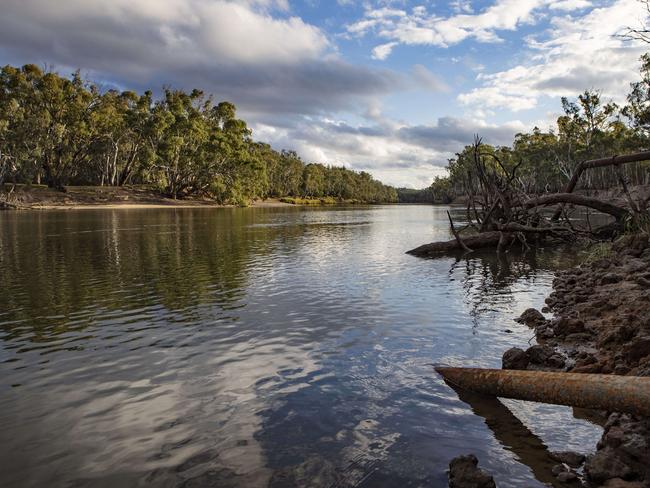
[407,140,649,257]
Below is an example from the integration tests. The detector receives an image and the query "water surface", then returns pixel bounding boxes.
[0,205,602,487]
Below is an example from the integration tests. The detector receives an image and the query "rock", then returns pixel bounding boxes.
[623,336,650,364]
[613,233,649,257]
[516,308,547,327]
[602,427,625,449]
[550,451,586,468]
[536,324,556,339]
[620,432,649,460]
[601,273,624,285]
[556,471,579,483]
[448,454,496,488]
[614,364,631,375]
[526,345,553,364]
[623,259,648,274]
[524,345,566,369]
[585,448,633,484]
[564,332,593,343]
[546,353,567,369]
[553,317,586,337]
[636,276,650,288]
[572,363,603,374]
[552,464,569,475]
[602,478,645,488]
[502,347,529,370]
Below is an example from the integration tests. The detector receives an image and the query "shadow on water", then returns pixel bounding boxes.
[450,385,563,488]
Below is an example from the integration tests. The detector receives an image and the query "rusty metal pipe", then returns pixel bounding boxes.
[436,367,650,417]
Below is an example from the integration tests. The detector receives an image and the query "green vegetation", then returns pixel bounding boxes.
[401,54,650,204]
[0,64,397,205]
[280,196,355,205]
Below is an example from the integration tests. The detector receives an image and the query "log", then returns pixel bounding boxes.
[436,367,650,417]
[552,151,650,220]
[406,222,570,256]
[406,231,505,256]
[522,193,629,220]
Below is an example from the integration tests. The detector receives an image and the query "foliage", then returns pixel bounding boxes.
[400,54,650,204]
[0,64,397,204]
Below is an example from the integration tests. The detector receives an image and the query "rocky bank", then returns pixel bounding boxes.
[497,233,650,487]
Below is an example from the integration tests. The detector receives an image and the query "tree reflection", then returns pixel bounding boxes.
[0,208,305,344]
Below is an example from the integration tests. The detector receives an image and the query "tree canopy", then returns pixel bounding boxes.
[0,64,397,205]
[406,54,650,203]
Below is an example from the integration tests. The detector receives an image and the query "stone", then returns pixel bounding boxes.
[502,347,529,370]
[602,427,625,449]
[572,363,602,374]
[516,308,547,327]
[556,471,579,483]
[448,454,496,488]
[585,448,633,483]
[600,273,623,285]
[601,273,623,285]
[602,478,645,488]
[553,317,586,337]
[552,464,569,475]
[526,345,554,364]
[549,451,586,468]
[623,336,650,364]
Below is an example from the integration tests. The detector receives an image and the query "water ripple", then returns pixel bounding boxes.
[0,206,600,488]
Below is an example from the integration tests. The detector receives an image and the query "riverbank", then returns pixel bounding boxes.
[502,233,650,487]
[0,185,360,210]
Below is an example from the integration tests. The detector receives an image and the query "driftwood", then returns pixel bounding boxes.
[407,144,649,257]
[407,232,506,256]
[523,193,630,220]
[551,151,650,220]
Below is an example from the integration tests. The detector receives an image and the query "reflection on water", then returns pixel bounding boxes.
[0,206,601,487]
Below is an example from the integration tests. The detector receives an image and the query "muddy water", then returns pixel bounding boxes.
[0,205,602,487]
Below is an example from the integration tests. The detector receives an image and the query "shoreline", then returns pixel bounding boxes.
[24,200,295,210]
[0,185,369,210]
[502,234,650,487]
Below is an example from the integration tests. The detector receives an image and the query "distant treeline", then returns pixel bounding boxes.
[0,64,397,204]
[396,177,454,204]
[401,54,650,204]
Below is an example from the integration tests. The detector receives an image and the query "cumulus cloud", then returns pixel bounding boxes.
[457,0,648,112]
[347,0,601,59]
[372,42,398,60]
[0,0,404,116]
[252,114,526,188]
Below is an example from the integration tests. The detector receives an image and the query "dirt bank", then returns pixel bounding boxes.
[0,185,294,209]
[504,233,650,487]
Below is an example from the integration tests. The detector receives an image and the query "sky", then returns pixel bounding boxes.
[0,0,648,188]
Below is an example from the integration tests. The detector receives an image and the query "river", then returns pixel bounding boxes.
[0,205,602,487]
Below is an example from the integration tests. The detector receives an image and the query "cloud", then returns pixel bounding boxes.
[348,0,601,59]
[410,64,449,92]
[0,0,328,67]
[252,114,526,188]
[457,0,649,112]
[372,42,398,60]
[548,0,592,10]
[0,0,408,117]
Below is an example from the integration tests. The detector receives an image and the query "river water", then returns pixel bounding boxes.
[0,205,602,487]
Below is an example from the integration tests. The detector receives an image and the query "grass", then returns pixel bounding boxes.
[581,241,614,264]
[279,197,362,205]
